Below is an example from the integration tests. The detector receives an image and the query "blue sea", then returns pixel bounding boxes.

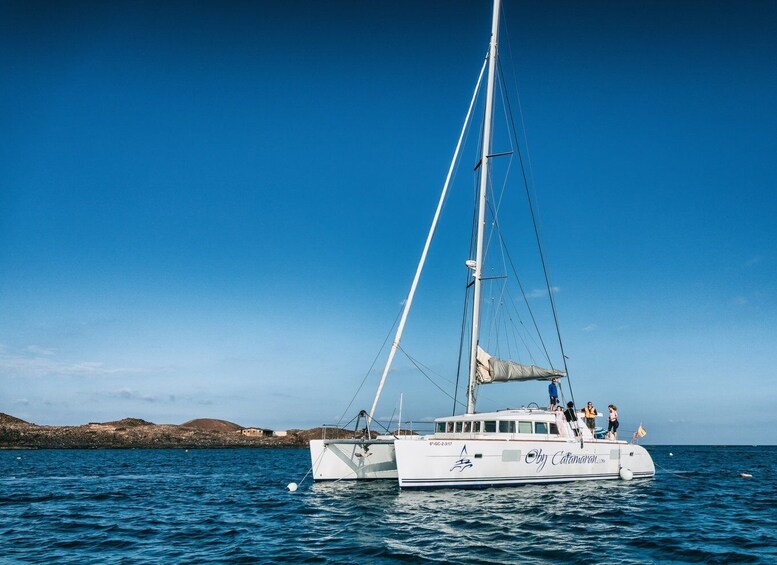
[1,446,774,563]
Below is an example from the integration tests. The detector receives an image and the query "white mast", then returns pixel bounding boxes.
[368,58,488,422]
[467,0,501,414]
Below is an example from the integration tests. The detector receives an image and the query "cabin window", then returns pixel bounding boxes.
[535,422,549,434]
[463,421,472,433]
[484,421,496,433]
[518,421,533,434]
[549,423,558,435]
[499,421,515,433]
[446,422,454,433]
[472,421,481,433]
[436,422,445,433]
[455,422,462,433]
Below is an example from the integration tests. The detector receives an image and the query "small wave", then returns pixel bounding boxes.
[0,446,773,563]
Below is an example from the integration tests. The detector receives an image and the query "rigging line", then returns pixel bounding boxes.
[386,407,397,432]
[502,283,538,357]
[452,259,473,416]
[488,297,502,357]
[497,301,515,361]
[490,68,516,221]
[398,345,458,387]
[498,2,540,203]
[397,344,467,409]
[499,285,523,362]
[488,227,512,349]
[488,285,501,349]
[369,54,488,422]
[486,197,555,367]
[502,284,541,365]
[365,415,397,436]
[497,60,574,402]
[454,160,480,416]
[500,300,516,363]
[335,303,404,427]
[485,273,508,350]
[497,57,554,331]
[481,232,499,349]
[321,411,362,438]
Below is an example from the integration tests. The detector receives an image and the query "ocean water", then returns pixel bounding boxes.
[0,446,774,564]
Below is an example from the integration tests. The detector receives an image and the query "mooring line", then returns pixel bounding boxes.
[654,460,694,480]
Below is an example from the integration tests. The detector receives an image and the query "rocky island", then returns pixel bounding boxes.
[0,413,353,449]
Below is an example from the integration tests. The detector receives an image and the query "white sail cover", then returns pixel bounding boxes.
[476,346,566,384]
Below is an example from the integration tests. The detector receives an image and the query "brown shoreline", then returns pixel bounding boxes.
[0,413,352,450]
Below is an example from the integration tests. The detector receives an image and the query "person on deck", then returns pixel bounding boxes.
[548,378,559,411]
[555,406,568,438]
[584,402,598,435]
[607,404,619,440]
[564,401,580,437]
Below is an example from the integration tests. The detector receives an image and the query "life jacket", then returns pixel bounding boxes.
[584,406,597,418]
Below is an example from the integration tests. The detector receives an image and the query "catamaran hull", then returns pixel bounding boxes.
[309,439,397,480]
[395,438,654,489]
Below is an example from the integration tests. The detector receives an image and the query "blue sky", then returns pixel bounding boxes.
[1,1,775,444]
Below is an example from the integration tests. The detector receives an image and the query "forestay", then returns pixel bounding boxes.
[476,346,566,384]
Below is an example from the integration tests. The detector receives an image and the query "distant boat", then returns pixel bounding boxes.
[310,0,655,488]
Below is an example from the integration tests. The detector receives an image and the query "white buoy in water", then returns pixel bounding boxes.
[287,482,298,492]
[619,467,634,481]
[669,453,673,457]
[740,473,752,478]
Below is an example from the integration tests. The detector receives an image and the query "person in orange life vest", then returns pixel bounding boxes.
[583,402,598,435]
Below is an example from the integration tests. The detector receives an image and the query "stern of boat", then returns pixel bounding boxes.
[309,438,398,480]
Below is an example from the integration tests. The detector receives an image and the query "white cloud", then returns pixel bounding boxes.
[0,348,149,379]
[528,286,560,299]
[582,324,598,332]
[112,388,157,403]
[24,345,55,356]
[96,389,210,406]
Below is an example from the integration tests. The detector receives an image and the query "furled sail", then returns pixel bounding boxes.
[476,346,566,384]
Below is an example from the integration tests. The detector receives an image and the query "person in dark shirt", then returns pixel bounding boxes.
[564,401,580,437]
[548,378,559,410]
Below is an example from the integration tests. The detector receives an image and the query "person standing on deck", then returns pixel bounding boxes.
[564,401,580,437]
[584,402,598,436]
[555,406,568,438]
[607,404,619,440]
[548,378,559,411]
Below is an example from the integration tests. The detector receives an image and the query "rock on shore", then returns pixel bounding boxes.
[0,413,353,449]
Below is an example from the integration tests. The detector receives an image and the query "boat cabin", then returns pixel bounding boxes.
[431,408,606,441]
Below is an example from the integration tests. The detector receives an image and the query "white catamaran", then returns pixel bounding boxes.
[310,0,655,488]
